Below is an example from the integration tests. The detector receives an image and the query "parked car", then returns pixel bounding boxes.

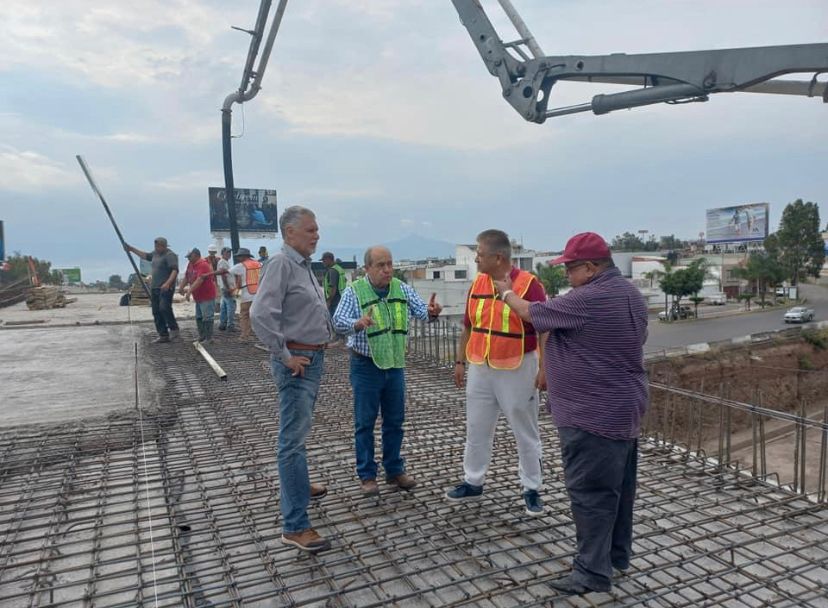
[707,293,727,305]
[775,287,787,297]
[783,306,815,323]
[658,305,693,321]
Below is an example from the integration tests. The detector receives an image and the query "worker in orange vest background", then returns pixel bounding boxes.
[446,229,548,515]
[230,247,262,341]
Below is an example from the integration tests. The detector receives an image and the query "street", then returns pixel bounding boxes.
[645,283,828,354]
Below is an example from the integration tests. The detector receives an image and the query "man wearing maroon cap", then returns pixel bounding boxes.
[493,232,648,597]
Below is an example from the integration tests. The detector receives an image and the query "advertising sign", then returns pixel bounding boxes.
[705,203,769,244]
[208,188,278,236]
[0,220,5,261]
[57,267,82,284]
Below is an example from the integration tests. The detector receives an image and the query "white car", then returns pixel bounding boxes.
[783,307,814,323]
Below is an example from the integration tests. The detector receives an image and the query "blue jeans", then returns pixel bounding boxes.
[219,294,236,329]
[349,353,406,481]
[194,299,215,341]
[271,349,325,533]
[558,427,638,591]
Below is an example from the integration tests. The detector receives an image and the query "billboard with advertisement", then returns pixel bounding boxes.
[208,187,278,236]
[705,203,769,244]
[57,268,82,284]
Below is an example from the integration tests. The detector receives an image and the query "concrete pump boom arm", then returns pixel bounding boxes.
[451,0,828,123]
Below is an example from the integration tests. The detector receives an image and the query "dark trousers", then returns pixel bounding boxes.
[150,288,179,337]
[558,427,638,592]
[350,353,406,481]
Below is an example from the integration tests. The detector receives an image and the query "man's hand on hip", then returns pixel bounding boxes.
[285,355,311,377]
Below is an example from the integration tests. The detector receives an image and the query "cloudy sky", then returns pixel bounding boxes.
[1,0,826,280]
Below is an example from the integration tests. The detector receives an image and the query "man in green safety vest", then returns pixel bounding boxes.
[321,251,347,317]
[333,246,442,496]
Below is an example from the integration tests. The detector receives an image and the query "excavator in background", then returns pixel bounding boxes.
[219,0,827,250]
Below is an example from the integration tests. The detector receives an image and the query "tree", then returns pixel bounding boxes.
[0,253,58,286]
[774,199,824,285]
[642,269,664,288]
[534,263,568,297]
[660,259,707,319]
[732,251,786,307]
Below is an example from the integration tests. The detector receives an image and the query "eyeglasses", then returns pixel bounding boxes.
[564,261,590,274]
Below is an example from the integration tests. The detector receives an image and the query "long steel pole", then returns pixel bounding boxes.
[76,155,151,300]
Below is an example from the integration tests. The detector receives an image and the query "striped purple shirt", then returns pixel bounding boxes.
[529,267,648,439]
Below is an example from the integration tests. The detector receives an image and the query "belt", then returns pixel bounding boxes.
[286,341,327,351]
[349,349,371,359]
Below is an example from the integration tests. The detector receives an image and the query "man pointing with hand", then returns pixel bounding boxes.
[251,206,334,553]
[333,246,442,496]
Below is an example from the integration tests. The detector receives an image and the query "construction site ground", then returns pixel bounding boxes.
[1,317,827,607]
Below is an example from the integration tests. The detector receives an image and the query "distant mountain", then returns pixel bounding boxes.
[320,234,456,263]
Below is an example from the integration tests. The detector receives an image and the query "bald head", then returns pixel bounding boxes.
[364,246,394,288]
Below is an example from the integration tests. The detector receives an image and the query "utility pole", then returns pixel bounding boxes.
[222,0,288,255]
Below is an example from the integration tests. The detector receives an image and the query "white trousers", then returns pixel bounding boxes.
[463,350,543,490]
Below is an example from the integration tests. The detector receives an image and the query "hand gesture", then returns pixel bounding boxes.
[354,305,375,332]
[285,355,311,377]
[123,243,130,252]
[428,292,442,317]
[453,363,465,388]
[493,275,512,297]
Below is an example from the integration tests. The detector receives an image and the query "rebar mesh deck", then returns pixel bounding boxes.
[1,330,827,607]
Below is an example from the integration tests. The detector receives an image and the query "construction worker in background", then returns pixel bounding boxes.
[332,246,442,496]
[446,229,548,516]
[215,246,236,331]
[123,237,179,343]
[258,246,269,265]
[206,244,221,312]
[321,252,347,317]
[230,248,262,341]
[180,248,218,343]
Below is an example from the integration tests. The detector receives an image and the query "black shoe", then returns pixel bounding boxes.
[547,575,594,596]
[445,482,483,501]
[523,489,544,516]
[218,324,227,331]
[154,335,170,343]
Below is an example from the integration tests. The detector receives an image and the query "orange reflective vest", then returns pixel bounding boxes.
[242,259,262,295]
[466,270,536,370]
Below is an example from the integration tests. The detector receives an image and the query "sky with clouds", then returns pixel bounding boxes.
[1,0,826,280]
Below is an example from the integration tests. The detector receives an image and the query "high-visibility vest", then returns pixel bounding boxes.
[323,263,347,299]
[352,278,408,369]
[466,270,536,370]
[242,259,262,295]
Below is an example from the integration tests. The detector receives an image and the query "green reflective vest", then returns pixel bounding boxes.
[352,277,409,369]
[323,263,347,299]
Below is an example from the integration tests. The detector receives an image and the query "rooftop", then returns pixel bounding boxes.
[1,312,827,607]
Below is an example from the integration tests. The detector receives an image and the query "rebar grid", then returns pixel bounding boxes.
[1,329,827,607]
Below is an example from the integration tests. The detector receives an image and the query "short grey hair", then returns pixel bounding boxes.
[154,236,168,247]
[476,229,511,258]
[279,205,315,234]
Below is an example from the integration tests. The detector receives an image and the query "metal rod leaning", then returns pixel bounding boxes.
[75,155,151,300]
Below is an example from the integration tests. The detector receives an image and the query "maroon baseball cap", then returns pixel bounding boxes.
[549,232,611,265]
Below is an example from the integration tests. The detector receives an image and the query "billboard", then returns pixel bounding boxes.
[705,203,769,244]
[0,220,4,261]
[57,268,82,284]
[208,187,278,236]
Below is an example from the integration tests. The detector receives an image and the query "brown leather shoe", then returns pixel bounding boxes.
[386,473,417,491]
[281,528,331,553]
[361,479,380,496]
[310,483,327,500]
